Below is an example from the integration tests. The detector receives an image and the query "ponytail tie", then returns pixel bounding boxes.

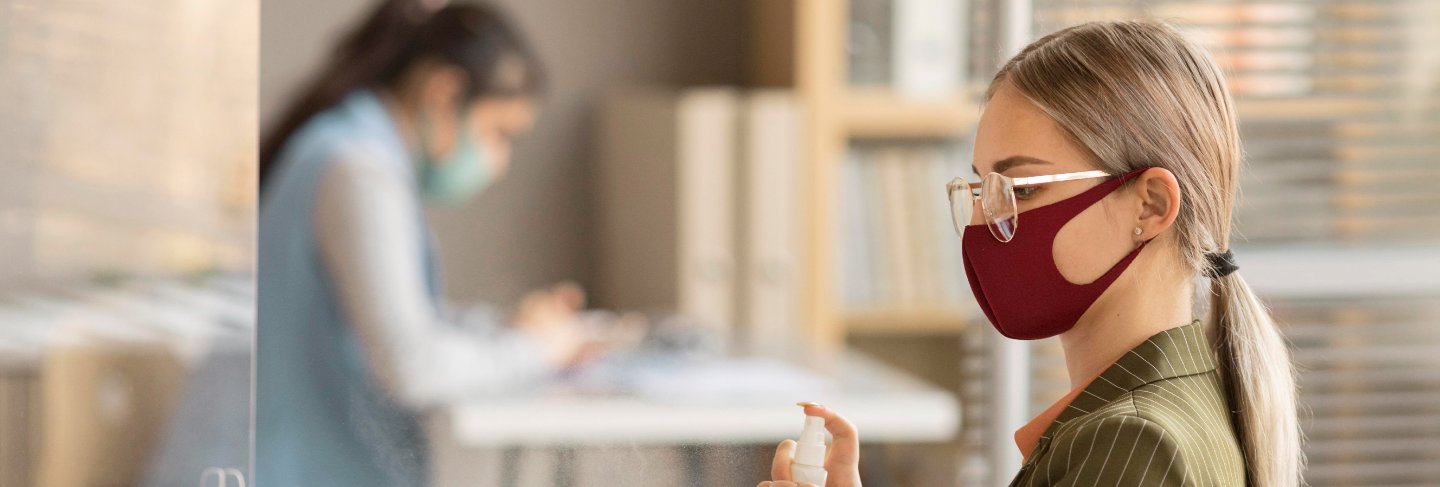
[1205,249,1239,278]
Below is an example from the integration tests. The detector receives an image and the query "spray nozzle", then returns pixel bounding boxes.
[795,414,827,466]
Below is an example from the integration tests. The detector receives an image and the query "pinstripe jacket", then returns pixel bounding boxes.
[1010,322,1247,486]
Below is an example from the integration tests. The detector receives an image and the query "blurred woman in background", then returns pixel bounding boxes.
[764,20,1300,487]
[257,1,591,485]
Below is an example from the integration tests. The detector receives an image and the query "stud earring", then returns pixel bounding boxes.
[1133,227,1143,236]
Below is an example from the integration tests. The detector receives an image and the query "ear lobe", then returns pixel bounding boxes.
[1134,167,1182,240]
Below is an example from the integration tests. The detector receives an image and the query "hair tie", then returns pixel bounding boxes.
[1205,249,1239,278]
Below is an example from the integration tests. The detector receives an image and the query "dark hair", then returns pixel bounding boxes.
[259,0,545,188]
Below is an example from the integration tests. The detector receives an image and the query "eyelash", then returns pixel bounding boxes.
[1014,186,1040,199]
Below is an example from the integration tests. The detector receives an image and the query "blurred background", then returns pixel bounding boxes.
[1,0,1438,486]
[0,0,256,486]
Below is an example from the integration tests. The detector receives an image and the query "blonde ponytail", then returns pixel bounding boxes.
[990,19,1302,487]
[1210,272,1302,487]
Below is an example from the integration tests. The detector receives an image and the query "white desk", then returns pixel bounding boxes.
[438,352,959,447]
[431,352,959,486]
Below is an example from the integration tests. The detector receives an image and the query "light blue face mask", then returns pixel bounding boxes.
[416,109,493,205]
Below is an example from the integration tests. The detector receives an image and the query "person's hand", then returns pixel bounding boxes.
[513,281,594,367]
[759,404,862,487]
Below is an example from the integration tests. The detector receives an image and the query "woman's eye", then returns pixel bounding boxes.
[1013,186,1040,199]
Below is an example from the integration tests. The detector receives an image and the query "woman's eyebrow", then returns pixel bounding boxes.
[973,155,1054,176]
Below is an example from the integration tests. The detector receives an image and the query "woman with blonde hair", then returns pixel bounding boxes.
[761,20,1301,487]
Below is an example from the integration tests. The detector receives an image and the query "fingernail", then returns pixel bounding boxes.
[796,401,824,408]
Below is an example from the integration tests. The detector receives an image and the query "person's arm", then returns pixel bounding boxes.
[312,153,553,409]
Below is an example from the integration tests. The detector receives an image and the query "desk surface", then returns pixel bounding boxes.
[437,352,960,447]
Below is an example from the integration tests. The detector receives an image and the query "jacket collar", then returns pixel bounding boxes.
[1041,320,1216,441]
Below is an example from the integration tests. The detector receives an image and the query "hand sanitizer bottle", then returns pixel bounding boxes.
[792,415,828,486]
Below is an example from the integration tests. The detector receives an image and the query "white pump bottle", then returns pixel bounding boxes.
[792,415,828,486]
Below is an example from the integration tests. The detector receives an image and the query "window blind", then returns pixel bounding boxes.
[1032,0,1440,243]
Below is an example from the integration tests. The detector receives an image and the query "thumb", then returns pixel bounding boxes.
[771,439,797,481]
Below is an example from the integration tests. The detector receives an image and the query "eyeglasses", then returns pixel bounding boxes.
[947,170,1112,242]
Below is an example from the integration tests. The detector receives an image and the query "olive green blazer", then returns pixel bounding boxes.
[1010,322,1247,486]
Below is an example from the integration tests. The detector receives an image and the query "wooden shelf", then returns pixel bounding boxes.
[748,0,984,361]
[838,88,981,138]
[843,309,975,335]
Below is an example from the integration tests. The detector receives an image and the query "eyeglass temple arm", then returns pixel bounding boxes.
[1010,170,1110,187]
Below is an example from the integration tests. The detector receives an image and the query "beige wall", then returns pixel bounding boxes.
[261,0,745,303]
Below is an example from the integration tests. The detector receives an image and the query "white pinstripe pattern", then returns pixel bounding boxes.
[1011,323,1245,487]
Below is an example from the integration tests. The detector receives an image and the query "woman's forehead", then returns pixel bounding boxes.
[974,85,1094,175]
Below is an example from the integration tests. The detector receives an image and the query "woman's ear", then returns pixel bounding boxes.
[418,63,468,113]
[414,63,469,156]
[1133,167,1181,241]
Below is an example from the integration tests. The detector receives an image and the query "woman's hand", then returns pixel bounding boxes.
[759,404,862,487]
[513,281,596,367]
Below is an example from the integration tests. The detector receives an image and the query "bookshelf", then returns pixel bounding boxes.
[838,88,980,137]
[748,0,983,363]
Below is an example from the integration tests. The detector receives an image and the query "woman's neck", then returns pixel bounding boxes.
[1058,247,1195,389]
[377,88,420,157]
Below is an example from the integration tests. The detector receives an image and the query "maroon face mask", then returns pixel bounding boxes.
[962,168,1149,340]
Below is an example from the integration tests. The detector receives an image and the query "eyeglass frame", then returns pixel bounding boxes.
[946,169,1112,242]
